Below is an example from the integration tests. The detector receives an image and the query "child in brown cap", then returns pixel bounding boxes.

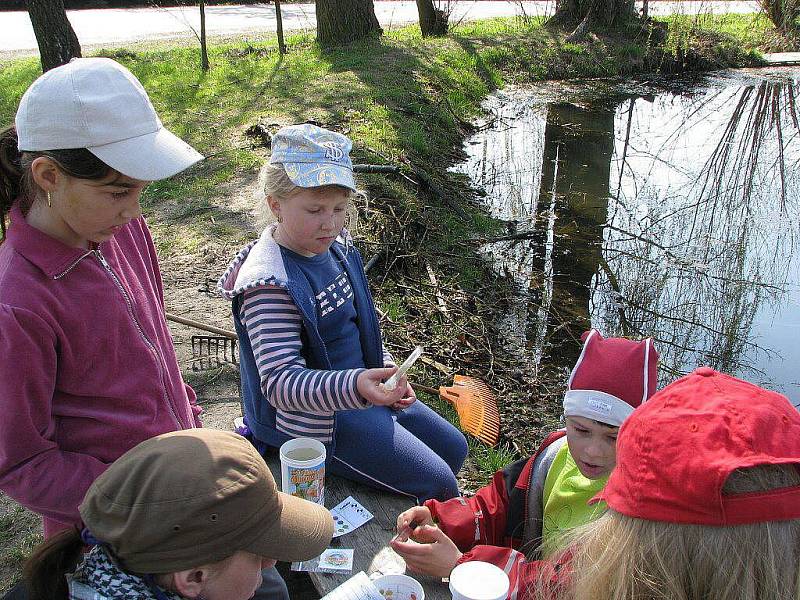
[23,428,334,600]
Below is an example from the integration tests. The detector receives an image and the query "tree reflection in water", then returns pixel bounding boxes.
[455,69,800,406]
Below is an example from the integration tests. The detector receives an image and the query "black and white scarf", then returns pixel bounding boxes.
[70,546,184,600]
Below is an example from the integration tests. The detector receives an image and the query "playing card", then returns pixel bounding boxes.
[292,548,354,573]
[331,496,374,537]
[318,548,355,572]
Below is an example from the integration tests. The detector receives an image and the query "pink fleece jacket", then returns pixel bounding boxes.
[0,206,202,537]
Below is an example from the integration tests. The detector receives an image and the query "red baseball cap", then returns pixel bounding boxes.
[592,367,800,525]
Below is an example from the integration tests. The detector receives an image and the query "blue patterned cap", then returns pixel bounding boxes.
[269,124,356,191]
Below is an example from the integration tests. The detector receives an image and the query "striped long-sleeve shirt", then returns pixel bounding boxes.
[240,285,394,441]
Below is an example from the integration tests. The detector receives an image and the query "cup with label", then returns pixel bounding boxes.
[372,573,425,600]
[449,561,509,600]
[279,437,326,506]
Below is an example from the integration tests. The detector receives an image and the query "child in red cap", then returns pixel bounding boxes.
[391,330,658,595]
[538,367,800,600]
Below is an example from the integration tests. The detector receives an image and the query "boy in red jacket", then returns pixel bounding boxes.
[391,330,658,594]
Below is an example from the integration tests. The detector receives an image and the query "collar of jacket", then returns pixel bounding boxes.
[6,204,95,279]
[217,222,354,299]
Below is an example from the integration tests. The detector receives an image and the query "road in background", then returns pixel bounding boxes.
[0,1,760,54]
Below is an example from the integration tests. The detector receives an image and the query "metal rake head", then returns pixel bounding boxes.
[190,335,238,371]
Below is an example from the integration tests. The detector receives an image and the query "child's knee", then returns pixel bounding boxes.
[427,470,460,502]
[443,429,468,472]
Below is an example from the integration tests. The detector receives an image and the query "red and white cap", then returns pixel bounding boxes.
[563,330,658,427]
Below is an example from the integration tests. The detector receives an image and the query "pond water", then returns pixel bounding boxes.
[455,67,800,407]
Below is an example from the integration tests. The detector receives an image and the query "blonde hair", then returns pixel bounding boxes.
[255,162,360,233]
[537,464,800,600]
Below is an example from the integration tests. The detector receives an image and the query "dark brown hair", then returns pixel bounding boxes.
[0,125,112,239]
[23,528,85,600]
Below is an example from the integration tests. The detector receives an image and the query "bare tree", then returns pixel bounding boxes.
[27,0,81,72]
[316,0,382,46]
[416,0,448,36]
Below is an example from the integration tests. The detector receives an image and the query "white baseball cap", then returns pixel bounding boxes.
[15,57,203,181]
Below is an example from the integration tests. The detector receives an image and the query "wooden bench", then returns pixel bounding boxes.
[265,452,451,599]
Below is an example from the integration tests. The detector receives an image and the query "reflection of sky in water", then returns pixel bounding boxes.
[454,69,800,406]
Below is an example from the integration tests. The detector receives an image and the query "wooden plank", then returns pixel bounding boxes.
[265,451,452,599]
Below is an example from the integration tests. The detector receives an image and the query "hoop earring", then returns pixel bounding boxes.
[46,191,52,208]
[276,215,283,223]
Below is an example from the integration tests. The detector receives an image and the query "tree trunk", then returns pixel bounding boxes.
[27,0,81,72]
[316,0,382,46]
[759,0,800,35]
[547,0,636,37]
[199,0,209,71]
[275,0,287,54]
[416,0,448,36]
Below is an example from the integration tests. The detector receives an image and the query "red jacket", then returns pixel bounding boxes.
[425,431,568,597]
[0,207,202,536]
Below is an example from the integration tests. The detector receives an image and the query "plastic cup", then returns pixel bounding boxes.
[279,437,326,505]
[449,561,510,600]
[372,574,425,600]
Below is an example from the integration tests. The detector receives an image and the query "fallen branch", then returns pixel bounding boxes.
[403,160,471,220]
[425,261,450,318]
[352,164,401,174]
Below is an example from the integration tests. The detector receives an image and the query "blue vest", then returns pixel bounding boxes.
[233,242,384,453]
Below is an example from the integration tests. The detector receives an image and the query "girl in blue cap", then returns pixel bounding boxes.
[218,124,467,502]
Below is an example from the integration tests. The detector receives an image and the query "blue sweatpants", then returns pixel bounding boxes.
[328,400,468,503]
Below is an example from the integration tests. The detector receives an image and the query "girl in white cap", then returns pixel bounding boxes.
[0,57,203,539]
[0,58,295,600]
[218,123,467,503]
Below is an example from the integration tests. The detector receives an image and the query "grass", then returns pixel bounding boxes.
[0,12,790,593]
[0,504,40,591]
[662,12,773,62]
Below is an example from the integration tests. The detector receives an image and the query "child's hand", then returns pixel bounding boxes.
[357,367,409,407]
[391,382,417,411]
[390,525,462,578]
[395,506,433,541]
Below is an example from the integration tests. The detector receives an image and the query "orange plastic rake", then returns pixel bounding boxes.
[417,375,501,446]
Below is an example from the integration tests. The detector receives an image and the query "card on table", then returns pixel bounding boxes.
[319,548,355,572]
[292,548,354,574]
[331,495,374,538]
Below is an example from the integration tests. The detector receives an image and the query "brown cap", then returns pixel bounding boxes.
[79,429,333,574]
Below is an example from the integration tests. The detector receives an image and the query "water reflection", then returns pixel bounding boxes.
[455,69,800,406]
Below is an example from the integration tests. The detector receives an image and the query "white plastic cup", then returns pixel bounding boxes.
[279,437,326,506]
[449,561,510,600]
[373,574,425,600]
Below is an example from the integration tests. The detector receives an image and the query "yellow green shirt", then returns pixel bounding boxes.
[540,443,608,557]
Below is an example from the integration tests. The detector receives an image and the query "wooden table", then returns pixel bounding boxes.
[266,452,451,599]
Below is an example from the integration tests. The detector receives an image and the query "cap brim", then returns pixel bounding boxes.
[88,126,203,181]
[283,162,357,192]
[248,492,334,562]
